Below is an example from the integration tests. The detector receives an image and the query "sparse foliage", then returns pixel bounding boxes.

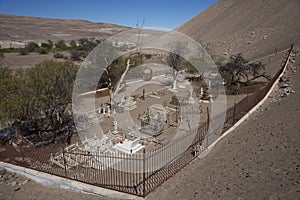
[41,42,52,49]
[38,47,48,54]
[219,53,270,87]
[19,48,29,55]
[69,40,77,48]
[70,50,86,61]
[167,42,187,71]
[54,52,64,59]
[25,42,39,52]
[55,40,67,49]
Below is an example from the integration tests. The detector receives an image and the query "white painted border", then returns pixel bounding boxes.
[0,161,142,200]
[199,49,292,158]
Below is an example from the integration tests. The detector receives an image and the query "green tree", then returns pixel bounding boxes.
[19,48,29,55]
[219,53,270,86]
[25,60,78,132]
[55,40,67,49]
[38,47,48,54]
[167,42,186,71]
[0,60,79,135]
[54,52,64,59]
[70,50,86,61]
[48,40,54,48]
[69,40,77,48]
[41,42,52,49]
[25,42,39,52]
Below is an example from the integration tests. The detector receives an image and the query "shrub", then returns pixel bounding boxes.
[41,43,52,49]
[54,52,64,59]
[38,47,48,54]
[55,40,67,49]
[25,42,39,52]
[70,51,86,61]
[19,48,29,55]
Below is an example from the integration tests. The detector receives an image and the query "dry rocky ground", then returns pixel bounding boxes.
[0,14,129,48]
[177,0,300,60]
[0,49,298,200]
[1,1,299,199]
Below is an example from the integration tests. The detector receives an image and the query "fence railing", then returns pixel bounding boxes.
[0,44,294,197]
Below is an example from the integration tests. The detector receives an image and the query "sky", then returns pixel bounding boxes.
[0,0,219,29]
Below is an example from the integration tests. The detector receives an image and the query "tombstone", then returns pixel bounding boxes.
[113,120,118,134]
[172,79,177,89]
[188,88,195,104]
[142,67,152,81]
[107,106,111,117]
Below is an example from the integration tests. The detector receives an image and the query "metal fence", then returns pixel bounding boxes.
[0,44,294,197]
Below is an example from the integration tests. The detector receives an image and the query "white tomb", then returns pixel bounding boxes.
[113,137,144,154]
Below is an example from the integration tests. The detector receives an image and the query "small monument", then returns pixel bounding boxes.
[113,120,118,134]
[188,88,195,104]
[142,67,152,81]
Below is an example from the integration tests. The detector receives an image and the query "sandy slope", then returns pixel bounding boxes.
[1,1,300,199]
[1,50,298,200]
[0,14,129,47]
[146,50,300,200]
[177,0,300,60]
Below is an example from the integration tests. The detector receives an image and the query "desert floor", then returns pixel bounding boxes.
[1,51,299,200]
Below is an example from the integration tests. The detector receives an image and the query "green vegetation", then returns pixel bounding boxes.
[53,52,65,59]
[0,60,79,134]
[38,47,48,54]
[98,53,144,88]
[0,38,103,58]
[219,53,270,88]
[25,42,39,52]
[19,48,29,55]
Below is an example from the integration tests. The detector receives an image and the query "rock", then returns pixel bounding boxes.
[14,157,23,162]
[14,187,20,191]
[263,35,268,40]
[280,93,287,98]
[11,181,17,187]
[280,83,289,88]
[20,179,29,185]
[0,147,6,153]
[290,58,295,63]
[251,31,256,35]
[3,158,11,162]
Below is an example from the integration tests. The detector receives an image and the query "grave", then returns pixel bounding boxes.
[113,137,144,154]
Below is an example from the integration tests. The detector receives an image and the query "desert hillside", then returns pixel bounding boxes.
[177,0,300,59]
[0,1,299,199]
[0,14,130,48]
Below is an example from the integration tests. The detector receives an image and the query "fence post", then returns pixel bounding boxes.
[19,145,26,166]
[233,101,237,125]
[206,107,210,131]
[62,147,68,177]
[143,149,146,197]
[206,107,210,146]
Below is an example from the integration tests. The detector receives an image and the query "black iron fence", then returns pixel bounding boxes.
[0,44,294,197]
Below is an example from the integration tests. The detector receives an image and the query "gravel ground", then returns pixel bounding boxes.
[1,53,299,200]
[146,50,300,200]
